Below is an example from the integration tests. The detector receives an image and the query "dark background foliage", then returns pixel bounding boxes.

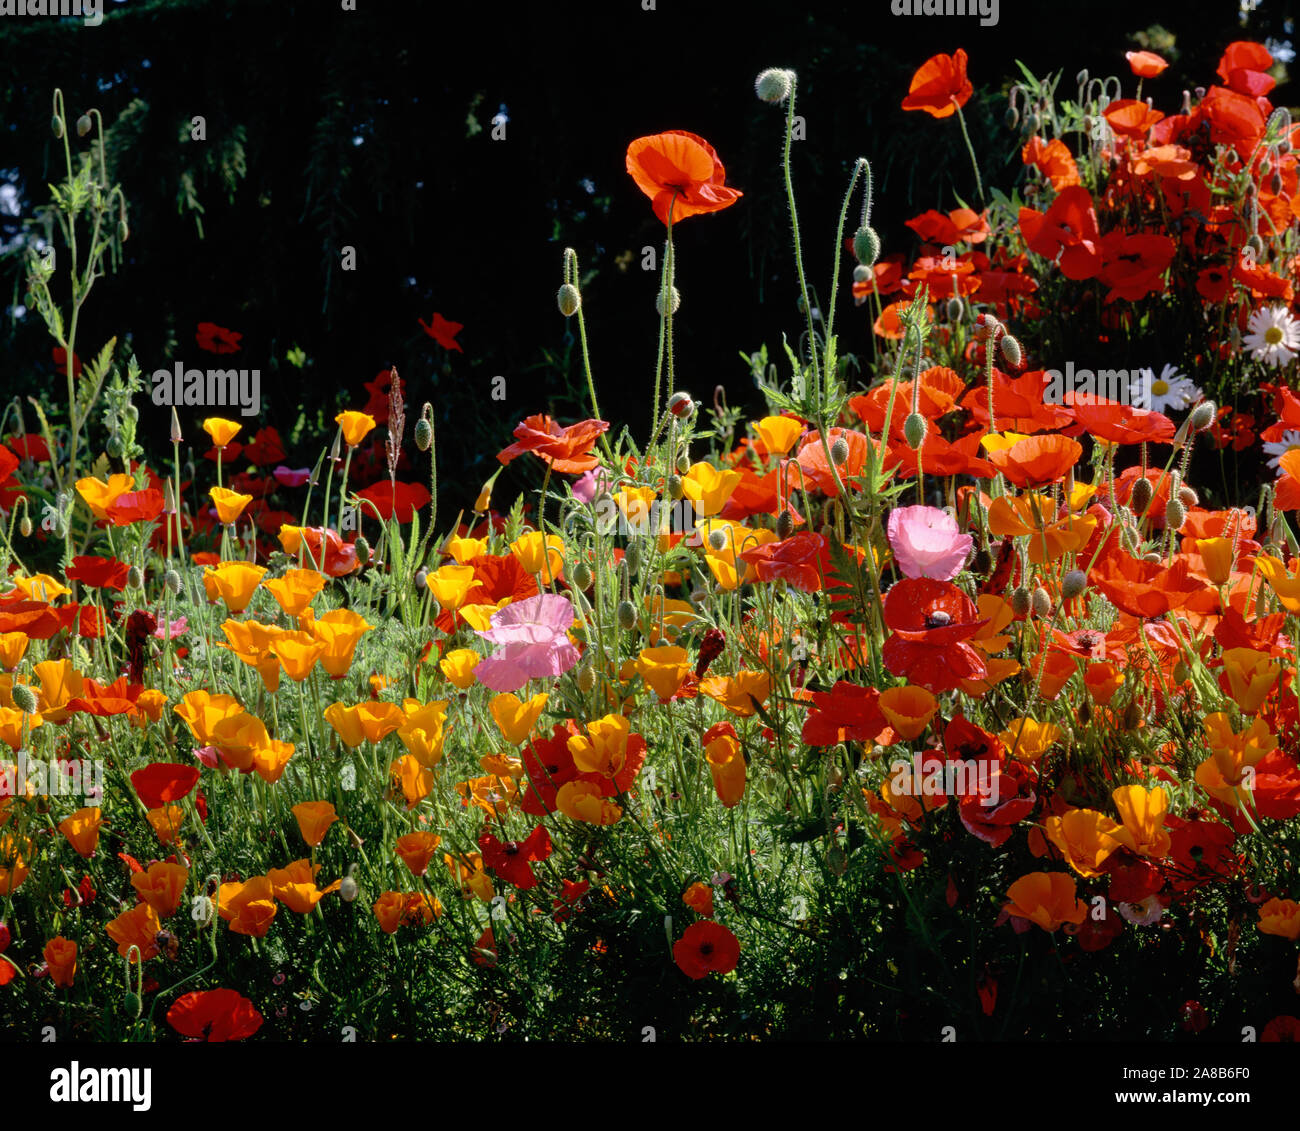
[1,0,1295,510]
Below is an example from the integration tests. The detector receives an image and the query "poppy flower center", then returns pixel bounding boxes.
[1075,631,1101,648]
[924,610,952,629]
[700,943,714,956]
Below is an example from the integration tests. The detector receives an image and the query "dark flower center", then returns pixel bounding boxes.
[700,943,714,956]
[924,610,952,629]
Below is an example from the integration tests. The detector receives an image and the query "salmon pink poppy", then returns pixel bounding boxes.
[673,920,740,979]
[901,49,972,118]
[625,130,743,225]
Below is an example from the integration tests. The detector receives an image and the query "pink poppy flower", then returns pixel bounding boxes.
[886,505,972,581]
[273,466,312,488]
[473,593,581,692]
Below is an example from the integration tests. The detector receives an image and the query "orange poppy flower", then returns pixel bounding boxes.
[698,670,771,716]
[202,418,242,449]
[271,630,326,682]
[174,689,245,746]
[1126,50,1168,78]
[901,49,972,118]
[218,876,278,936]
[878,684,938,740]
[264,568,326,619]
[395,831,443,877]
[146,805,185,845]
[268,859,341,913]
[1003,872,1087,932]
[219,619,285,693]
[106,901,162,960]
[445,852,495,901]
[397,699,450,767]
[391,754,436,808]
[625,130,743,225]
[131,861,189,918]
[0,834,30,894]
[335,410,377,448]
[209,486,253,525]
[202,561,267,613]
[292,801,338,847]
[0,633,28,671]
[75,474,136,521]
[702,721,746,807]
[58,806,103,858]
[981,433,1082,488]
[44,937,77,988]
[310,609,373,678]
[683,881,714,917]
[325,700,404,748]
[1044,808,1124,877]
[496,414,610,475]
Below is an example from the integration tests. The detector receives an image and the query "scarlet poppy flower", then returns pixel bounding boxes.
[982,433,1081,488]
[278,524,359,577]
[626,130,743,225]
[901,49,972,118]
[168,988,263,1042]
[904,207,989,246]
[53,346,83,377]
[1065,396,1176,445]
[0,446,17,489]
[196,322,242,354]
[1198,85,1266,147]
[65,555,131,590]
[1103,99,1165,139]
[959,369,1072,432]
[1126,50,1168,78]
[851,254,907,299]
[497,414,609,475]
[8,434,49,463]
[672,920,740,979]
[242,427,286,466]
[105,488,165,527]
[1021,135,1080,190]
[801,681,892,746]
[418,311,463,352]
[131,763,201,809]
[519,721,582,816]
[0,596,78,640]
[354,479,432,522]
[1217,40,1274,95]
[1018,186,1101,280]
[1097,231,1176,303]
[479,825,552,890]
[1090,548,1208,618]
[882,578,988,693]
[889,430,995,480]
[363,368,405,423]
[739,531,830,593]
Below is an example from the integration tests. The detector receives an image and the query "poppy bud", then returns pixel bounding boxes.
[1271,172,1283,195]
[340,865,359,903]
[1122,699,1143,730]
[852,264,872,283]
[1027,112,1042,134]
[666,474,684,501]
[12,684,38,715]
[668,391,693,417]
[852,226,880,266]
[475,482,492,512]
[1245,233,1264,259]
[755,67,795,104]
[577,664,596,693]
[557,283,581,317]
[1010,586,1031,617]
[1081,115,1093,136]
[1178,485,1198,508]
[19,516,31,537]
[999,333,1022,368]
[675,452,690,475]
[973,313,1000,342]
[1077,701,1092,724]
[903,412,927,451]
[617,600,638,631]
[708,529,728,552]
[571,561,593,590]
[656,287,681,317]
[776,510,795,540]
[1188,400,1216,432]
[1060,569,1087,600]
[123,991,141,1017]
[128,566,144,589]
[1031,587,1052,618]
[1173,660,1189,684]
[1165,499,1186,530]
[830,438,850,465]
[414,568,428,590]
[163,569,182,596]
[355,536,370,566]
[414,418,432,451]
[117,219,129,243]
[946,296,963,322]
[1267,107,1292,137]
[971,547,992,574]
[52,114,66,139]
[624,540,643,573]
[1130,476,1154,513]
[1004,106,1019,129]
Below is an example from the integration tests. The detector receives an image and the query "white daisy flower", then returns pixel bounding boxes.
[1128,363,1201,412]
[1243,304,1300,368]
[1263,429,1300,470]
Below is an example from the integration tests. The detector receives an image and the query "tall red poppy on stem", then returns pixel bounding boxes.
[901,49,973,118]
[673,920,740,979]
[626,131,743,225]
[882,578,989,693]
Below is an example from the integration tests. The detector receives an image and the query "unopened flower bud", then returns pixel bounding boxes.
[667,391,693,417]
[755,67,795,104]
[1010,586,1032,617]
[170,407,182,444]
[1178,485,1199,508]
[666,474,684,501]
[1165,499,1186,530]
[340,865,359,903]
[852,264,872,283]
[1130,476,1154,513]
[830,437,850,465]
[776,510,795,540]
[656,287,681,317]
[617,600,638,631]
[19,516,31,538]
[11,684,38,715]
[973,313,1001,342]
[117,219,129,243]
[1173,660,1190,684]
[76,113,92,137]
[971,547,993,574]
[475,482,492,512]
[414,418,432,451]
[1123,699,1143,730]
[557,283,581,317]
[571,561,593,590]
[999,333,1022,368]
[52,115,64,138]
[852,226,880,266]
[576,664,596,693]
[127,566,144,589]
[903,412,927,451]
[1004,106,1019,129]
[414,568,428,590]
[1188,400,1216,432]
[355,536,371,566]
[708,529,728,552]
[1031,587,1053,618]
[946,296,963,322]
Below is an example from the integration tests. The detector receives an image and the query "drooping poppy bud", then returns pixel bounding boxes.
[557,284,581,317]
[903,412,927,450]
[754,67,795,104]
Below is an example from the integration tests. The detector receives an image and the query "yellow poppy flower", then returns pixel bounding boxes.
[335,410,377,448]
[209,486,253,525]
[202,561,268,613]
[202,417,242,448]
[75,474,135,521]
[489,691,548,746]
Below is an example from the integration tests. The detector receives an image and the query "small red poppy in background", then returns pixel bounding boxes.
[8,434,50,463]
[479,825,552,890]
[739,531,830,593]
[53,347,83,377]
[242,427,286,467]
[196,322,242,354]
[354,479,432,522]
[1126,50,1168,79]
[168,988,263,1042]
[673,920,740,980]
[130,763,201,810]
[105,488,165,527]
[66,555,131,591]
[363,369,406,423]
[418,312,463,353]
[626,130,743,225]
[901,49,972,118]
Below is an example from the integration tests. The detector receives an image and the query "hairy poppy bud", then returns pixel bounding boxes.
[999,333,1022,368]
[1010,586,1031,617]
[830,437,850,465]
[123,991,142,1017]
[1122,699,1143,729]
[576,664,596,693]
[708,529,728,552]
[1060,569,1087,600]
[1165,499,1186,530]
[557,283,581,317]
[1271,172,1283,195]
[52,115,65,139]
[414,568,428,590]
[571,561,593,590]
[1130,476,1154,514]
[903,412,927,451]
[355,536,371,566]
[1173,660,1190,684]
[1027,112,1042,134]
[656,287,681,317]
[617,600,638,631]
[754,67,795,104]
[971,547,993,574]
[1267,107,1292,136]
[1004,106,1019,129]
[76,113,92,137]
[668,391,694,417]
[973,313,1000,342]
[675,452,690,475]
[624,540,643,574]
[852,264,872,283]
[19,516,31,538]
[946,296,964,322]
[776,510,795,539]
[666,474,684,501]
[340,865,359,903]
[1188,400,1216,432]
[852,226,880,267]
[12,684,38,715]
[414,418,432,452]
[117,219,129,243]
[127,566,144,589]
[163,569,182,596]
[1245,233,1265,259]
[1031,587,1052,618]
[1178,485,1198,508]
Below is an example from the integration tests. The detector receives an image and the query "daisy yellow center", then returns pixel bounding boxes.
[1152,380,1169,396]
[1265,326,1285,345]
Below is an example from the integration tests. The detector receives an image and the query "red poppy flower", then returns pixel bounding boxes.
[66,555,131,591]
[672,920,740,980]
[520,721,582,816]
[739,531,830,593]
[1198,85,1266,147]
[625,130,743,225]
[889,430,995,480]
[960,759,1037,847]
[1262,1016,1300,1042]
[283,525,359,578]
[0,595,80,639]
[901,49,972,118]
[851,254,907,299]
[196,322,242,354]
[801,681,892,746]
[1126,50,1168,79]
[1217,41,1274,95]
[418,312,463,352]
[984,434,1081,488]
[105,488,165,527]
[959,369,1073,432]
[362,369,406,423]
[479,825,553,890]
[1018,186,1101,280]
[1097,231,1176,302]
[1021,135,1081,191]
[241,427,286,466]
[354,479,432,522]
[497,414,609,475]
[882,578,988,693]
[8,434,50,463]
[167,988,263,1041]
[1089,548,1207,618]
[53,346,83,377]
[130,763,201,809]
[1102,99,1165,139]
[904,207,989,246]
[1065,396,1176,445]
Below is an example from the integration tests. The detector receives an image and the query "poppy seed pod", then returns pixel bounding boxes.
[1060,569,1087,600]
[11,684,38,715]
[903,412,927,451]
[557,283,581,317]
[853,226,881,267]
[76,113,92,137]
[1010,586,1031,617]
[830,437,850,465]
[617,600,638,631]
[1130,476,1154,513]
[1188,400,1217,432]
[414,418,432,451]
[754,67,795,104]
[1165,499,1186,530]
[571,561,593,590]
[656,287,681,317]
[999,333,1022,368]
[776,510,795,540]
[1031,587,1052,618]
